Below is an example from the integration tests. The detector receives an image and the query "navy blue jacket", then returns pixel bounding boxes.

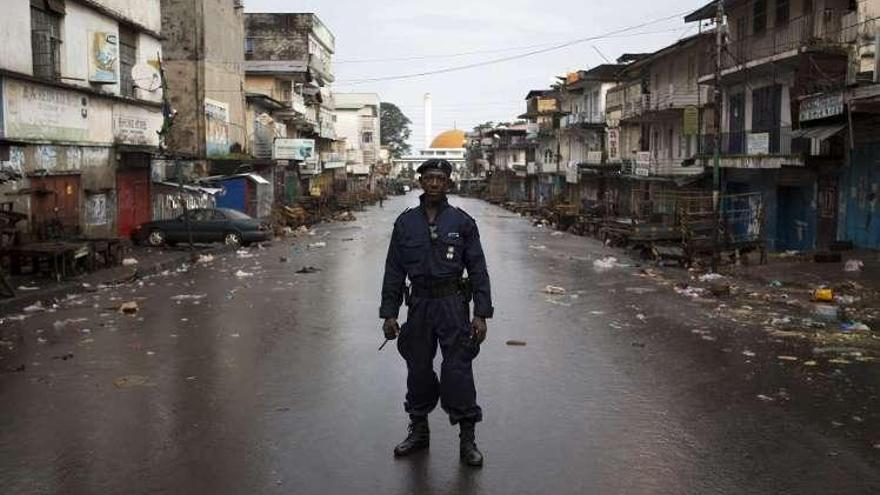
[380,195,493,320]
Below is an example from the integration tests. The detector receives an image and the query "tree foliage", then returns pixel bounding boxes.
[380,102,412,158]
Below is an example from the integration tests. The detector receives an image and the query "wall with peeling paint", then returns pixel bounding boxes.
[840,143,880,248]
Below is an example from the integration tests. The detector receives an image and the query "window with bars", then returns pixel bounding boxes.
[31,6,62,80]
[775,0,790,26]
[119,26,137,97]
[753,0,767,35]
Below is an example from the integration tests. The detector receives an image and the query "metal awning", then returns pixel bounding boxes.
[791,124,846,141]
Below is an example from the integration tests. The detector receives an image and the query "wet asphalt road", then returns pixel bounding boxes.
[1,192,879,494]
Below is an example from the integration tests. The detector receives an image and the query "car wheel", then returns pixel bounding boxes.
[224,231,242,247]
[148,229,166,247]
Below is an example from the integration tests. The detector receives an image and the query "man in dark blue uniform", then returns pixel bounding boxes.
[380,159,493,467]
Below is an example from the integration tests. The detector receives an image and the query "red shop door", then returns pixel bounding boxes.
[117,169,151,238]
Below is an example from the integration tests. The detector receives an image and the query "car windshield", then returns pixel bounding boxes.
[221,209,252,220]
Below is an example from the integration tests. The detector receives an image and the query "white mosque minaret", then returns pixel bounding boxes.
[392,93,466,179]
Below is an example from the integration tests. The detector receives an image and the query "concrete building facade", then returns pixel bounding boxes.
[0,0,165,240]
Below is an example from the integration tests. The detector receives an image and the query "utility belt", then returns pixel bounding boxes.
[407,277,472,301]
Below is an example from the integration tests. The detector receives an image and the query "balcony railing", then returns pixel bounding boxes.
[700,126,799,156]
[562,111,605,127]
[288,93,307,115]
[724,10,847,70]
[626,153,704,177]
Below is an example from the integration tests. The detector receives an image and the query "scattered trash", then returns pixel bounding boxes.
[757,394,775,402]
[589,311,605,315]
[113,375,148,388]
[52,353,74,361]
[170,294,207,301]
[236,250,254,259]
[635,314,646,322]
[197,254,215,264]
[528,244,547,250]
[118,301,139,315]
[777,355,798,361]
[698,273,725,282]
[186,376,198,381]
[295,266,322,274]
[836,294,858,305]
[812,305,838,321]
[768,280,783,288]
[543,285,566,295]
[812,287,834,302]
[593,256,619,270]
[840,321,871,332]
[505,340,527,346]
[624,287,656,295]
[742,350,756,357]
[803,360,818,366]
[36,337,47,344]
[235,270,254,278]
[230,333,241,338]
[122,258,139,266]
[770,316,793,326]
[308,242,327,249]
[828,358,851,365]
[708,283,732,297]
[844,259,864,272]
[23,302,46,313]
[17,285,39,291]
[675,285,707,298]
[279,257,289,263]
[550,231,563,237]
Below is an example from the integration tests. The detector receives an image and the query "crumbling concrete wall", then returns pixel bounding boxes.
[244,14,311,62]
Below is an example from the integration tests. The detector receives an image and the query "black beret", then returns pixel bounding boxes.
[416,159,453,177]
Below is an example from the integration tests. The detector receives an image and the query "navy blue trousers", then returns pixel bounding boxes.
[397,294,482,424]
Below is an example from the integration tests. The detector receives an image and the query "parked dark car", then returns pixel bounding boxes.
[133,208,271,247]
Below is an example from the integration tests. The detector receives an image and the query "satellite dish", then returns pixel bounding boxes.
[131,64,161,92]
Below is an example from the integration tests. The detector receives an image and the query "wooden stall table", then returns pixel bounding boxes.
[1,241,91,281]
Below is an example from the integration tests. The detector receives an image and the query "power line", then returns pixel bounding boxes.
[334,27,689,65]
[335,10,695,85]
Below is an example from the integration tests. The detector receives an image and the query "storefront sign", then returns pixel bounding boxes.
[747,133,770,155]
[89,32,119,84]
[799,92,844,122]
[586,151,603,165]
[113,105,162,146]
[606,128,619,162]
[274,138,316,161]
[4,80,93,141]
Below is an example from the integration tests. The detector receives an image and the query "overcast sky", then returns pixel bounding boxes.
[246,0,710,150]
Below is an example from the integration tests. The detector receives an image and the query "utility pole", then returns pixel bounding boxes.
[711,1,724,272]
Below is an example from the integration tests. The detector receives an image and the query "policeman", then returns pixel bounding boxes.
[380,158,493,467]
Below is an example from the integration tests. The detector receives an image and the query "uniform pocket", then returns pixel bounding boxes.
[401,238,427,265]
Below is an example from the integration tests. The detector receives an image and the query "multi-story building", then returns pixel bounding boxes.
[688,0,858,251]
[558,65,624,206]
[333,92,380,189]
[160,0,246,160]
[244,13,337,179]
[0,0,165,239]
[521,90,564,203]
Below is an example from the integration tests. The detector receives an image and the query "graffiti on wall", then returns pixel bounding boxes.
[204,99,230,157]
[0,146,24,180]
[85,193,108,225]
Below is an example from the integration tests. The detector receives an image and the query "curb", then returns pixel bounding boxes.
[0,246,228,316]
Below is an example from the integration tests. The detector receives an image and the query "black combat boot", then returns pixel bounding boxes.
[459,420,483,467]
[393,415,430,457]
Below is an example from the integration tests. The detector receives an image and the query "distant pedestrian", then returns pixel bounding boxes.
[379,159,493,467]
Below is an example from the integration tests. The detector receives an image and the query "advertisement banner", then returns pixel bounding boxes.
[274,138,316,161]
[204,98,229,157]
[89,32,119,84]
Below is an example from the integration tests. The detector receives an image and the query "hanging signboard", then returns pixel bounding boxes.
[747,133,770,155]
[274,138,316,161]
[799,91,844,122]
